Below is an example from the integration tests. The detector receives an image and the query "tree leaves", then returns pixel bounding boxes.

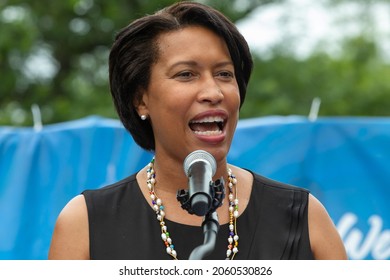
[243,36,390,118]
[1,0,388,126]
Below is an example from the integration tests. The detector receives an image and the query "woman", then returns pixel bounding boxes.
[49,1,347,260]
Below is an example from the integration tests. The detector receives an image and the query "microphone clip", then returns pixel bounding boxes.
[177,177,226,215]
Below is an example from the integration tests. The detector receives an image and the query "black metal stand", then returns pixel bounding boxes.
[177,178,225,259]
[188,211,220,260]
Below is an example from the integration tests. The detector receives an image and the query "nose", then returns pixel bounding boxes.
[197,79,224,105]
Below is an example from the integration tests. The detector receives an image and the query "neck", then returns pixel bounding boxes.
[152,154,187,193]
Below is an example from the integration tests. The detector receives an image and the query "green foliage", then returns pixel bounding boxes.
[242,36,390,118]
[0,0,389,127]
[0,0,275,126]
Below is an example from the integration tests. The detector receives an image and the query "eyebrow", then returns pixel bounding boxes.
[169,60,198,68]
[168,60,234,70]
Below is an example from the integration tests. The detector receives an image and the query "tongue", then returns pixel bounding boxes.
[190,122,220,132]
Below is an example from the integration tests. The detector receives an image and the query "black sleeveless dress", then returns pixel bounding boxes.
[83,171,314,260]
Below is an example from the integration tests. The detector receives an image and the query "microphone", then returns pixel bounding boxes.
[183,150,217,216]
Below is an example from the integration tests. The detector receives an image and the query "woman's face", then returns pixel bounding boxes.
[138,26,240,163]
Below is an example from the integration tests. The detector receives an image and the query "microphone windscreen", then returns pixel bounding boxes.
[183,150,217,176]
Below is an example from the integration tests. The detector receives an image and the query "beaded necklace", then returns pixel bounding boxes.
[146,158,239,260]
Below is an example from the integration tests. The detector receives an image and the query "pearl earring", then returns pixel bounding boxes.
[140,115,147,120]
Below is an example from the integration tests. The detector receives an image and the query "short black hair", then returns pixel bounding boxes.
[109,1,253,151]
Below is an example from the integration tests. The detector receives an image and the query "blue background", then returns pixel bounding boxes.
[1,116,389,260]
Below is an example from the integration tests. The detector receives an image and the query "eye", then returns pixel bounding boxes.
[216,70,234,80]
[173,71,197,81]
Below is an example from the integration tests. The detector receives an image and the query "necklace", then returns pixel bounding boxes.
[146,158,239,260]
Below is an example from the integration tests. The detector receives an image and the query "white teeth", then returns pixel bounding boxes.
[194,130,223,135]
[189,116,225,135]
[190,116,224,124]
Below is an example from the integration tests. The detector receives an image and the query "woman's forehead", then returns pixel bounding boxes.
[154,26,231,64]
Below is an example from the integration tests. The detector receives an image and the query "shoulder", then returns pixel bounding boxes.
[308,194,348,259]
[83,173,138,197]
[248,170,347,259]
[82,174,138,207]
[48,195,89,259]
[241,169,310,212]
[250,170,310,195]
[49,173,138,260]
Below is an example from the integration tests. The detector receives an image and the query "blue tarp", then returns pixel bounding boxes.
[0,116,389,260]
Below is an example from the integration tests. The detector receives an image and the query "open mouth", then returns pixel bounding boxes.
[189,116,226,136]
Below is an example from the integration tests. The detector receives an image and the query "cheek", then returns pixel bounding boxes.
[229,92,241,126]
[235,93,241,110]
[227,85,241,111]
[148,94,190,127]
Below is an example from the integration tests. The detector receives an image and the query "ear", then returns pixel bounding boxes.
[133,90,149,117]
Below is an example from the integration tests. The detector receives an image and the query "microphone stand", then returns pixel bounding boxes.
[177,177,225,260]
[188,211,220,260]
